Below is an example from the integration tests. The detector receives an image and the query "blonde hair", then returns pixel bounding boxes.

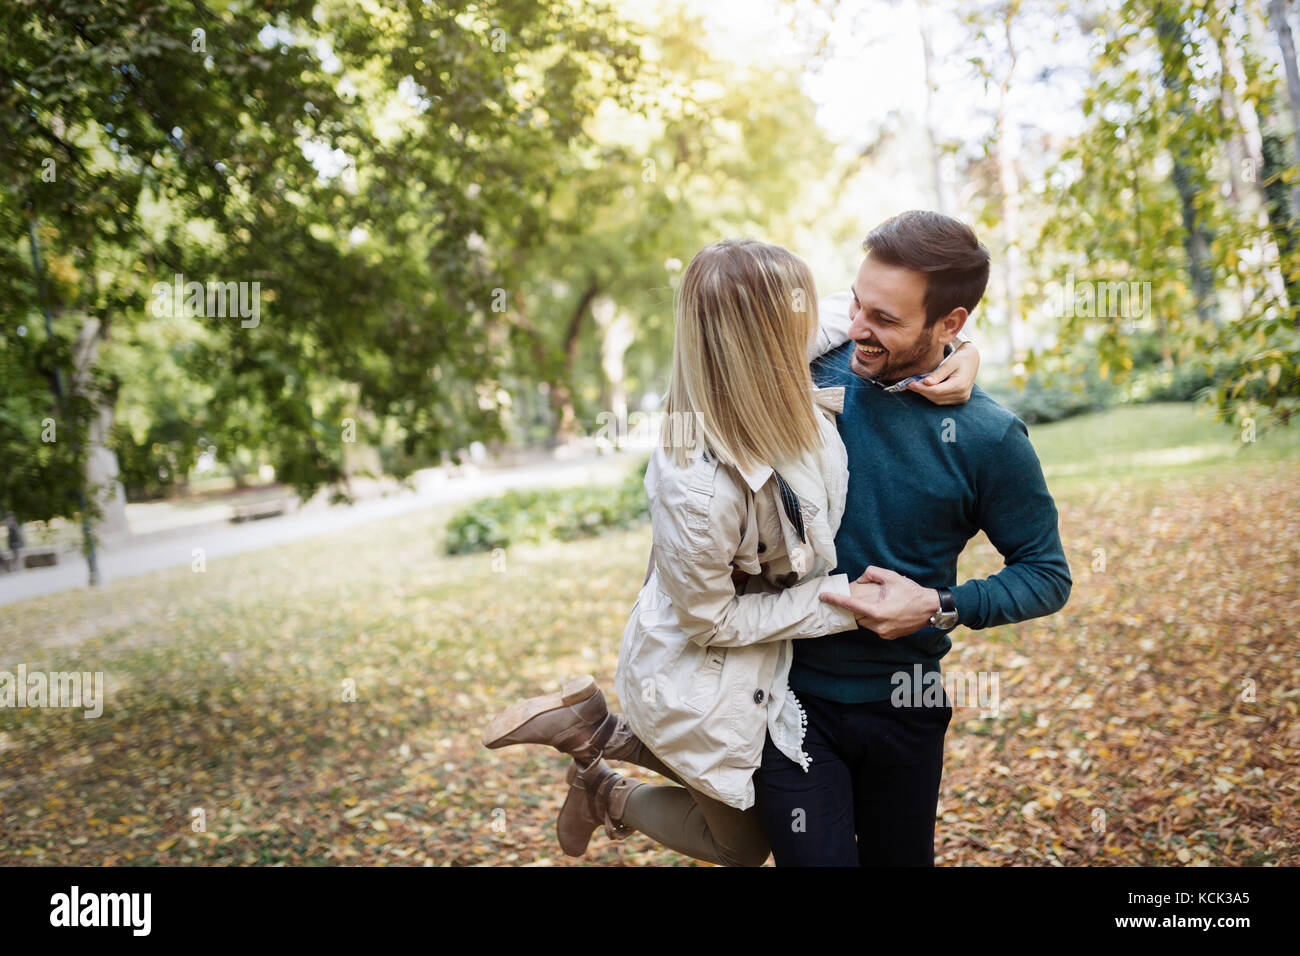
[661,239,822,474]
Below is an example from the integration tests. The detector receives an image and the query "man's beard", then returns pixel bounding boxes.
[852,325,939,385]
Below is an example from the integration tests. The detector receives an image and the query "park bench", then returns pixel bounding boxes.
[229,499,287,523]
[24,547,60,568]
[1,546,61,570]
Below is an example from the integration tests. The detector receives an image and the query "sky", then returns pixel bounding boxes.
[672,0,1099,325]
[693,0,1094,155]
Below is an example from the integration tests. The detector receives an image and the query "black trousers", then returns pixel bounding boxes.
[754,690,952,866]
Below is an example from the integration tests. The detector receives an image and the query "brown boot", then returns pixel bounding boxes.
[556,757,644,857]
[480,674,632,765]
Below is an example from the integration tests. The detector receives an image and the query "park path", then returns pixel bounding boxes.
[0,449,639,608]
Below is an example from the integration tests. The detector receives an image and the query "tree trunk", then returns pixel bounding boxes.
[1214,13,1292,310]
[1261,123,1300,321]
[549,280,599,442]
[594,296,634,428]
[503,290,559,444]
[996,11,1024,364]
[72,317,130,543]
[1266,0,1300,217]
[917,0,952,215]
[1219,63,1248,211]
[1155,9,1220,326]
[85,396,130,541]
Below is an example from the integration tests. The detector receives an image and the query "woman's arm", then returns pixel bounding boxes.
[904,338,980,405]
[813,291,980,405]
[809,290,856,360]
[656,540,878,648]
[650,471,875,648]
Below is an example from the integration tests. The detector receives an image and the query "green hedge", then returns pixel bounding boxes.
[986,334,1238,425]
[443,460,650,555]
[984,359,1117,424]
[1118,360,1219,404]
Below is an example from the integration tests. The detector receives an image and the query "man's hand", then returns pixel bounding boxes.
[847,580,883,605]
[906,339,979,405]
[819,566,942,640]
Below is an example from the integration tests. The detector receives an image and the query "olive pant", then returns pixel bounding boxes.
[605,727,770,867]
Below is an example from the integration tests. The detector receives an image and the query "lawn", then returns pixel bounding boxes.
[1030,402,1300,487]
[1,402,1296,865]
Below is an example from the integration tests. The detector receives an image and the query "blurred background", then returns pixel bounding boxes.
[1,0,1297,867]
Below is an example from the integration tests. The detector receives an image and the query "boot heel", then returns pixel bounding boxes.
[560,674,597,706]
[479,674,604,750]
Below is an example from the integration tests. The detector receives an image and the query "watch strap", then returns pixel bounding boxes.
[930,587,958,631]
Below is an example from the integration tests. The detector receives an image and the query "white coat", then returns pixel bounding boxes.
[613,294,865,809]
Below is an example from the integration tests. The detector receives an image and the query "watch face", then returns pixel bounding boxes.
[934,610,959,630]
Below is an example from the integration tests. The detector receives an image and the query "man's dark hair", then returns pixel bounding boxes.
[862,210,991,326]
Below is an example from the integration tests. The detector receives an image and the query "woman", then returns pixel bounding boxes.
[481,239,978,865]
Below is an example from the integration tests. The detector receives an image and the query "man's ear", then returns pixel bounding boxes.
[934,307,968,346]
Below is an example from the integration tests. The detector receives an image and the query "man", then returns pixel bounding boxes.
[753,210,1072,866]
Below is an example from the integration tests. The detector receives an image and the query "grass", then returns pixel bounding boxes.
[0,402,1296,866]
[1028,402,1299,487]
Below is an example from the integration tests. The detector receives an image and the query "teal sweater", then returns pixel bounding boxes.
[789,342,1072,703]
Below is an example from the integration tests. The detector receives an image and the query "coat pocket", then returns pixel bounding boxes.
[683,471,715,535]
[683,646,726,714]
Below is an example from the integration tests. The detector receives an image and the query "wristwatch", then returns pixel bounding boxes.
[929,587,959,631]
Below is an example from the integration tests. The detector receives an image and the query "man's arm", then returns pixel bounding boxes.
[820,417,1072,637]
[950,417,1072,628]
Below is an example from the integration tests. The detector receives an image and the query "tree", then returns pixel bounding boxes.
[1,0,646,560]
[495,2,839,444]
[1265,0,1300,217]
[1,0,357,551]
[1036,0,1299,429]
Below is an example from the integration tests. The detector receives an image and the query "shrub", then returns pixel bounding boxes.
[995,331,1242,424]
[985,365,1115,425]
[443,459,650,555]
[1120,360,1219,404]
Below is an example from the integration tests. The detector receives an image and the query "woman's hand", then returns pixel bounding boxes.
[822,569,940,639]
[906,338,979,405]
[847,580,883,607]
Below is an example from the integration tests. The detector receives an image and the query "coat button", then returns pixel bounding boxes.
[753,689,765,704]
[757,541,766,553]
